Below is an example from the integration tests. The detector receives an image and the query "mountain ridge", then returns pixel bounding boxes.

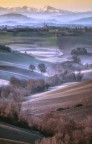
[0,5,92,14]
[0,6,92,27]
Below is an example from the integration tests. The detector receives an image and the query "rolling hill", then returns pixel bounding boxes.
[23,81,92,121]
[0,122,41,144]
[71,17,92,25]
[0,52,48,81]
[0,13,35,22]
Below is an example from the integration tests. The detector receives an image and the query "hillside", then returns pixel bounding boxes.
[23,81,92,120]
[71,17,92,24]
[0,13,31,21]
[0,122,41,144]
[0,52,48,81]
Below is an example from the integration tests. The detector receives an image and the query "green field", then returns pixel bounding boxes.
[0,31,57,47]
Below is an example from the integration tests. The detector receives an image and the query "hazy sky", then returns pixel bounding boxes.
[0,0,92,11]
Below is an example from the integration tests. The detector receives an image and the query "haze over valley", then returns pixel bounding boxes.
[0,6,92,27]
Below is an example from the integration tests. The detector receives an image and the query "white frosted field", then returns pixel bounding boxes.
[20,48,63,62]
[0,79,9,86]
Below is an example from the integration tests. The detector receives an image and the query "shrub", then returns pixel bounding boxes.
[72,55,81,64]
[10,77,47,96]
[35,113,92,144]
[10,77,27,88]
[0,99,20,119]
[0,44,11,52]
[71,48,87,55]
[47,74,63,86]
[38,64,47,73]
[29,64,35,72]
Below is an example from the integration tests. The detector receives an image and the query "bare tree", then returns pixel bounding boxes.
[73,71,83,81]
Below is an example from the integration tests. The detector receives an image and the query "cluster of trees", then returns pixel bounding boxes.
[29,63,47,73]
[0,62,84,126]
[0,76,48,121]
[10,77,47,95]
[0,44,11,53]
[47,70,83,87]
[71,48,87,55]
[0,95,21,119]
[35,112,92,144]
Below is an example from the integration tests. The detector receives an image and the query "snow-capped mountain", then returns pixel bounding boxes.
[42,6,73,14]
[9,6,40,13]
[0,6,74,14]
[0,6,92,27]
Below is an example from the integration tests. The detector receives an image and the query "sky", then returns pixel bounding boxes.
[0,0,92,11]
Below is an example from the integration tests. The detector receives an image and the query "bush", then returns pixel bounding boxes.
[29,64,35,72]
[38,64,47,73]
[10,77,27,88]
[35,112,92,144]
[47,74,63,86]
[71,48,87,55]
[72,55,81,64]
[0,99,20,119]
[10,77,47,96]
[0,44,11,52]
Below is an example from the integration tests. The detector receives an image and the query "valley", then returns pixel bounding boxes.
[0,28,92,144]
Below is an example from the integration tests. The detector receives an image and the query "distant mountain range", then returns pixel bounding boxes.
[0,6,73,14]
[0,6,92,27]
[71,17,92,25]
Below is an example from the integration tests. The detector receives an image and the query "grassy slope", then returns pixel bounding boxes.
[0,53,45,66]
[0,52,49,80]
[23,81,92,120]
[0,122,41,144]
[0,62,46,80]
[0,31,57,47]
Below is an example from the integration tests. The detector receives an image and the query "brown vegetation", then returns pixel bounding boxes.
[35,112,92,144]
[10,77,46,95]
[0,77,47,119]
[0,82,92,144]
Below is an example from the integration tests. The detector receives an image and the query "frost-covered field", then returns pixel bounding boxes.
[0,79,9,86]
